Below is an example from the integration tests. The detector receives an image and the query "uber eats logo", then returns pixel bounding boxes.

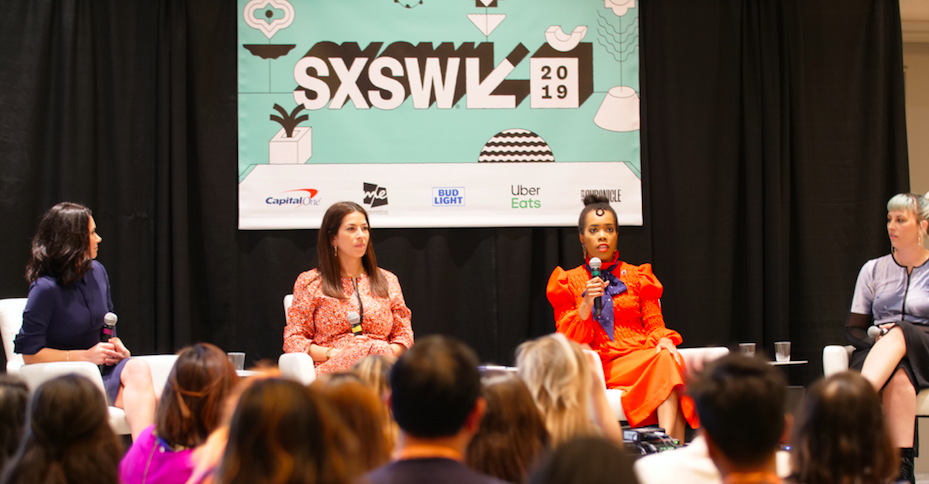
[511,185,541,209]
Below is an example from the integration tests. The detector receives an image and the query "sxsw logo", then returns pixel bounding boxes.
[432,187,465,207]
[363,182,388,208]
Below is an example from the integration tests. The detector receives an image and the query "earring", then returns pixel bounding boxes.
[333,245,337,256]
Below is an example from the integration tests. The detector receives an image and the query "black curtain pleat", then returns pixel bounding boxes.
[0,0,909,385]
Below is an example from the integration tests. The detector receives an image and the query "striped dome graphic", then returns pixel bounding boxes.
[478,128,555,163]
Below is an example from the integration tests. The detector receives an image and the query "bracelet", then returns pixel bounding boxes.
[325,347,332,360]
[66,350,70,362]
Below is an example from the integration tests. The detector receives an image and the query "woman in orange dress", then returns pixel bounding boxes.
[284,202,413,375]
[546,194,695,442]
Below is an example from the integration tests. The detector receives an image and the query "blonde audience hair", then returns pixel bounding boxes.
[516,333,600,446]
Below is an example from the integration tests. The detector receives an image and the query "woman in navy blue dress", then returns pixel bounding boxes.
[14,202,156,440]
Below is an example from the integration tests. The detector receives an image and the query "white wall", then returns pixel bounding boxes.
[905,42,929,196]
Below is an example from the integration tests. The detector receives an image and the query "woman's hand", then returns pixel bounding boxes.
[578,277,609,320]
[874,323,896,342]
[656,337,681,364]
[329,334,370,359]
[84,342,119,366]
[107,337,131,365]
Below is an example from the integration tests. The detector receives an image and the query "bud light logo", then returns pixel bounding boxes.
[363,182,389,208]
[265,188,321,208]
[433,187,465,207]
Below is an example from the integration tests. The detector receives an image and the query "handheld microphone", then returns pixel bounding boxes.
[102,312,118,342]
[348,312,363,336]
[590,257,602,317]
[867,325,887,340]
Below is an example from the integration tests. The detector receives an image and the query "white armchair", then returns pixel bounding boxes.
[1,297,179,435]
[279,294,317,385]
[823,344,929,415]
[587,347,730,422]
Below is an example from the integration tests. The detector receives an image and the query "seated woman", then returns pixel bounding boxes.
[547,194,695,442]
[465,372,550,483]
[120,343,239,484]
[789,371,897,484]
[1,374,123,484]
[14,202,155,440]
[214,378,358,484]
[516,333,623,447]
[284,201,414,375]
[846,192,929,483]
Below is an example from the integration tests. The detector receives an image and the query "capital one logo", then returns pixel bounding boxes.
[363,182,388,208]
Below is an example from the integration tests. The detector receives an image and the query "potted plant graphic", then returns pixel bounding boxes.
[269,104,312,164]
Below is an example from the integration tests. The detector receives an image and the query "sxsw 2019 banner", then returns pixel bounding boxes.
[237,0,641,229]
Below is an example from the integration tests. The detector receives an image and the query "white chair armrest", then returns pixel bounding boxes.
[283,295,293,323]
[132,354,180,390]
[18,361,107,395]
[279,352,316,385]
[678,347,730,377]
[823,345,853,376]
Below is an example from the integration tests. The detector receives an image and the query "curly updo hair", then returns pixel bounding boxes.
[26,202,94,287]
[577,194,617,234]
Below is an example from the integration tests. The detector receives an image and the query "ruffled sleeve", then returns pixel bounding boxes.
[547,266,596,345]
[283,270,322,354]
[634,264,682,347]
[384,270,414,349]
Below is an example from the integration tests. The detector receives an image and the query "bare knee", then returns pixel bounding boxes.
[121,359,153,387]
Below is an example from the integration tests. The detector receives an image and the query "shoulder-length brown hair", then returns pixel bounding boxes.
[312,373,392,472]
[790,371,898,484]
[466,372,550,483]
[156,343,239,448]
[0,374,122,484]
[316,202,388,299]
[25,202,93,287]
[216,378,358,484]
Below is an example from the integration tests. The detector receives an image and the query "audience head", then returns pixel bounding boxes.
[26,202,95,287]
[312,373,392,472]
[790,371,897,484]
[0,374,122,484]
[353,354,396,398]
[216,378,356,484]
[389,335,483,439]
[516,333,598,446]
[689,354,787,471]
[466,372,550,483]
[528,437,638,484]
[156,343,240,448]
[0,375,28,473]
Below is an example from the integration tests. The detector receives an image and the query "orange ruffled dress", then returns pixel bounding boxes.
[284,268,414,375]
[547,260,698,428]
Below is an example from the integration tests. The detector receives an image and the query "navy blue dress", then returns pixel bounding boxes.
[14,261,126,404]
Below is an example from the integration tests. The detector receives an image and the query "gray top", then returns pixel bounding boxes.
[851,253,929,325]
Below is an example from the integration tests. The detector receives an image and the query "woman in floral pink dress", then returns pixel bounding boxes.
[284,202,413,374]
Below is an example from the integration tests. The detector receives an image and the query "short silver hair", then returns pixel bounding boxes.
[887,192,929,223]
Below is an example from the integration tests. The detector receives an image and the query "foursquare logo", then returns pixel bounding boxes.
[432,187,465,207]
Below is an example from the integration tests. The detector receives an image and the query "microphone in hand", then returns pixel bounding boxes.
[348,312,363,336]
[867,325,888,340]
[102,312,118,342]
[590,257,602,317]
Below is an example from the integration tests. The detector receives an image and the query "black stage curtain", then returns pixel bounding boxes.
[0,1,908,386]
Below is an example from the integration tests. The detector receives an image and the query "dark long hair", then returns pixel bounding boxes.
[26,202,93,287]
[466,372,550,483]
[216,378,358,484]
[155,343,239,449]
[790,371,897,484]
[316,202,387,299]
[577,194,618,234]
[0,375,29,474]
[0,374,122,484]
